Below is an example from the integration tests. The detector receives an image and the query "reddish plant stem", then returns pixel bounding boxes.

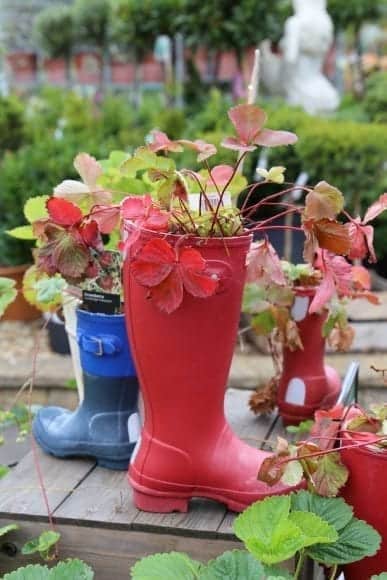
[241,185,310,219]
[28,316,59,557]
[209,152,247,236]
[280,434,387,466]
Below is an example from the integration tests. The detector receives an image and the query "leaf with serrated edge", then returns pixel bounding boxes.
[131,551,202,579]
[24,195,49,223]
[52,559,94,579]
[311,453,349,497]
[281,460,304,487]
[2,564,51,580]
[0,277,17,317]
[0,524,19,537]
[234,496,308,564]
[308,517,381,565]
[199,549,264,580]
[371,574,387,579]
[6,225,35,240]
[289,511,338,547]
[291,491,353,532]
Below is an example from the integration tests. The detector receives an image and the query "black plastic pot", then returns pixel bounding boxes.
[46,313,71,355]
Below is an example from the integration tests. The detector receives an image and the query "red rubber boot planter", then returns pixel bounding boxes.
[124,230,302,513]
[277,290,341,426]
[340,428,387,578]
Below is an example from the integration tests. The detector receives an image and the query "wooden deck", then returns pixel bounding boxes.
[0,389,289,578]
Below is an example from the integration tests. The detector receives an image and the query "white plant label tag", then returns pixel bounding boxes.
[188,191,232,212]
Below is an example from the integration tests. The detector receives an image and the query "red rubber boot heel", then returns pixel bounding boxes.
[133,489,189,513]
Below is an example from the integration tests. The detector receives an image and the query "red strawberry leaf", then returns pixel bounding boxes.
[52,231,89,279]
[363,192,387,224]
[46,197,82,227]
[313,219,351,255]
[150,269,184,313]
[220,137,256,153]
[228,104,267,145]
[79,220,103,251]
[179,248,218,298]
[253,128,298,147]
[178,139,217,162]
[131,238,175,287]
[148,130,183,153]
[90,205,120,234]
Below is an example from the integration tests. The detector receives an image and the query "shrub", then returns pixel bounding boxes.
[364,72,387,124]
[0,96,26,155]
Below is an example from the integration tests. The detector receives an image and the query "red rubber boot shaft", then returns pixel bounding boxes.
[277,291,341,425]
[124,230,301,513]
[341,432,387,578]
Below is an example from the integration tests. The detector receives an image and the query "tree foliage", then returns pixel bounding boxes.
[33,5,74,59]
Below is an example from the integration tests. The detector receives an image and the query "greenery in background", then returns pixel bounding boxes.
[33,5,74,85]
[73,0,111,49]
[110,0,180,61]
[0,96,25,156]
[363,72,387,124]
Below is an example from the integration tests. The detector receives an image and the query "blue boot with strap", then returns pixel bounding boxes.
[33,310,140,470]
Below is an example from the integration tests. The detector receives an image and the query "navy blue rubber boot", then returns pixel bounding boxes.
[33,310,140,470]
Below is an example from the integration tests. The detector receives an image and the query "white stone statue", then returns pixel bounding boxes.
[261,0,340,115]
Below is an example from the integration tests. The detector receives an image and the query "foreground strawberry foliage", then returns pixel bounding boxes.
[131,491,381,579]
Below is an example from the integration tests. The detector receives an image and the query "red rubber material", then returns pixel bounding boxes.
[277,290,341,426]
[124,229,303,513]
[341,429,387,578]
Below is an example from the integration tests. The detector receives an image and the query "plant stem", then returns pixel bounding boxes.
[294,550,306,579]
[329,564,338,580]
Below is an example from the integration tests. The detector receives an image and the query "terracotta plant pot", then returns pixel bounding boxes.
[124,229,301,513]
[341,430,387,578]
[0,265,40,322]
[277,289,341,425]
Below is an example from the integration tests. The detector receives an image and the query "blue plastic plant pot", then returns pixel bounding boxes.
[77,309,136,378]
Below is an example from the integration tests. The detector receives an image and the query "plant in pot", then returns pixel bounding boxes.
[20,153,143,470]
[27,104,386,513]
[254,398,387,577]
[243,251,378,425]
[80,104,384,513]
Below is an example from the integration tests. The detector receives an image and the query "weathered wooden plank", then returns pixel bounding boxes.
[339,321,387,352]
[0,446,95,518]
[54,468,139,527]
[226,388,276,448]
[0,425,31,467]
[0,519,240,577]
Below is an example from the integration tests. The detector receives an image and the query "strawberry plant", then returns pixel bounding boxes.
[131,491,381,579]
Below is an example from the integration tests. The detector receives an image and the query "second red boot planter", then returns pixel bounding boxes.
[277,289,341,426]
[124,229,302,513]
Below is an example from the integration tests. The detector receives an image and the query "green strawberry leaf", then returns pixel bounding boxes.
[251,310,276,335]
[264,567,294,580]
[371,574,387,579]
[6,225,35,240]
[234,496,307,565]
[2,559,94,580]
[307,517,382,565]
[199,550,264,579]
[24,195,49,223]
[281,460,304,487]
[22,530,60,558]
[311,452,349,497]
[2,564,51,580]
[0,524,19,537]
[0,465,10,478]
[51,559,94,579]
[131,551,202,579]
[290,491,353,532]
[289,511,338,547]
[0,277,17,317]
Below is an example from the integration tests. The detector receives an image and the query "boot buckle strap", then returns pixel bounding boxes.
[78,334,121,356]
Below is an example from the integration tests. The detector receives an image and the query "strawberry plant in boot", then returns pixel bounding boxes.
[243,249,378,424]
[24,103,387,512]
